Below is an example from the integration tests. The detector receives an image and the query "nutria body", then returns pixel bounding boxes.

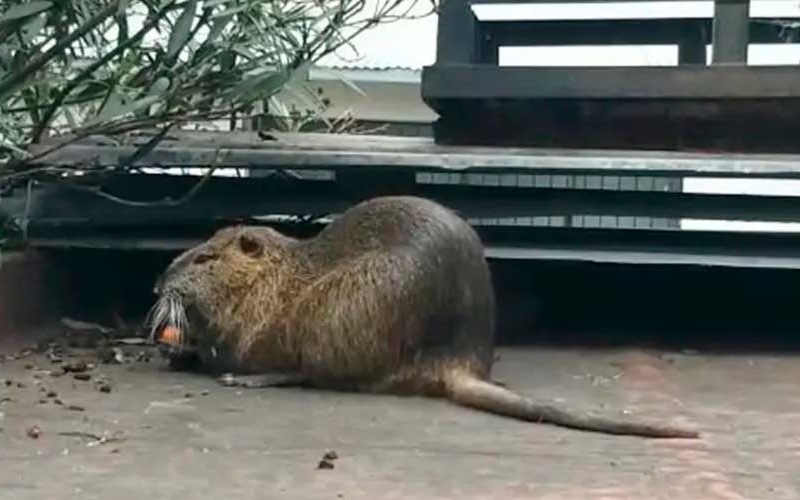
[148,196,698,439]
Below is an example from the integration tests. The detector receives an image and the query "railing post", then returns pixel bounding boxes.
[678,24,708,65]
[436,0,482,64]
[711,0,750,64]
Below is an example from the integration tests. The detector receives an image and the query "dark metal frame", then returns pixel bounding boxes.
[14,131,800,270]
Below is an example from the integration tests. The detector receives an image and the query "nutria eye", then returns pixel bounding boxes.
[238,234,263,257]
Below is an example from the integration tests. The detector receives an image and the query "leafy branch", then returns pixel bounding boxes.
[0,0,438,188]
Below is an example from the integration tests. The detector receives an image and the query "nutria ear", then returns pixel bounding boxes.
[237,233,264,257]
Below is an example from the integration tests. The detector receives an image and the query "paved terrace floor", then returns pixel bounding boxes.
[1,336,798,500]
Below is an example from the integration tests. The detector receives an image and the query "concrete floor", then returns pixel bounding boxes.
[2,342,799,500]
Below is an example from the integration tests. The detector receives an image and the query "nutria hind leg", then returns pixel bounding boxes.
[217,372,310,389]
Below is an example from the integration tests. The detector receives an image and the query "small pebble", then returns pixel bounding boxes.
[38,398,47,404]
[47,391,58,398]
[26,425,42,439]
[67,405,85,412]
[73,373,91,381]
[184,392,194,399]
[53,399,63,406]
[24,364,33,370]
[63,361,88,373]
[98,384,112,393]
[323,450,339,461]
[201,390,210,396]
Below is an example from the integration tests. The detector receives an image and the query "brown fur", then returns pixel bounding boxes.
[148,196,699,439]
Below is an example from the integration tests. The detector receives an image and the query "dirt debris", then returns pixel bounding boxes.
[58,430,125,446]
[317,450,339,470]
[62,361,90,374]
[3,348,33,361]
[317,459,335,470]
[26,425,42,439]
[97,346,125,365]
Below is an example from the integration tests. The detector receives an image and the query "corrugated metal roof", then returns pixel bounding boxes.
[309,65,421,84]
[317,64,421,72]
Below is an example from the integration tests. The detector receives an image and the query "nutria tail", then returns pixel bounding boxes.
[444,372,699,439]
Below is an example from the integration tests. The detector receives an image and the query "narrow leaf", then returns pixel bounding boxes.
[210,5,247,19]
[229,70,290,103]
[335,72,366,97]
[117,0,129,16]
[204,12,232,44]
[89,94,162,126]
[166,0,197,60]
[19,13,47,45]
[0,1,52,23]
[149,76,170,95]
[202,0,236,8]
[0,138,30,157]
[95,92,127,123]
[63,107,78,130]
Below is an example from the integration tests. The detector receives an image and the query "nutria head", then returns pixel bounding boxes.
[147,225,298,358]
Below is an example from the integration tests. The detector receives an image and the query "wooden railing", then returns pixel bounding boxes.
[422,0,800,151]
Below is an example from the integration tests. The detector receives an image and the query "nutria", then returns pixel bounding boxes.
[147,195,698,439]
